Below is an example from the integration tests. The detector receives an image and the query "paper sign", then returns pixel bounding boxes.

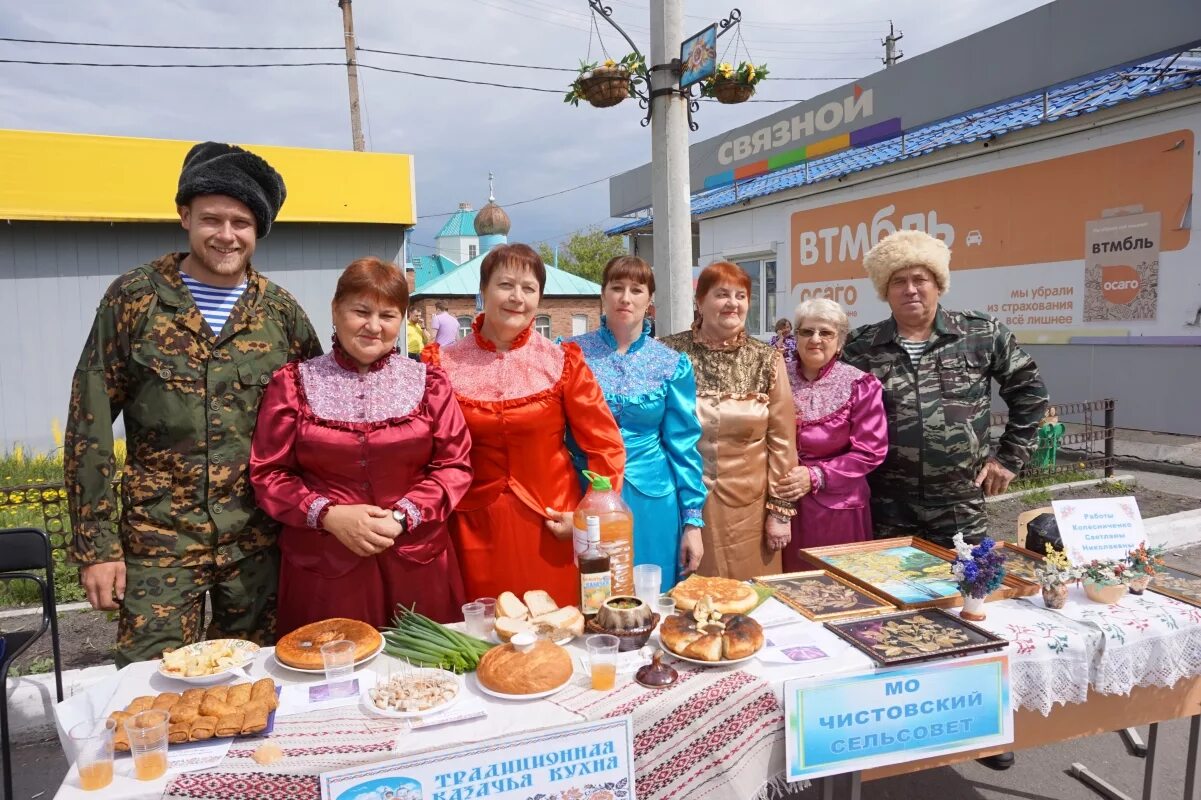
[784,654,1013,781]
[320,717,635,800]
[1053,496,1146,565]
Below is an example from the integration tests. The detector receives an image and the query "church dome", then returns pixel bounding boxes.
[474,200,511,236]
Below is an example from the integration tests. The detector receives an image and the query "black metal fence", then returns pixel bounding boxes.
[990,398,1116,481]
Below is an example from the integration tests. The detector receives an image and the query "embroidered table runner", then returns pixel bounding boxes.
[547,665,786,800]
[1046,585,1201,695]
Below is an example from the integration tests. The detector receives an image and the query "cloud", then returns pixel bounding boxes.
[0,0,1049,251]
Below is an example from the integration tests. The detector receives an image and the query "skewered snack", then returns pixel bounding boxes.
[368,671,459,714]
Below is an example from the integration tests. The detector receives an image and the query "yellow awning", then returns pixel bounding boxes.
[0,129,415,225]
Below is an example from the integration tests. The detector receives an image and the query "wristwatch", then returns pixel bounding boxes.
[392,508,408,534]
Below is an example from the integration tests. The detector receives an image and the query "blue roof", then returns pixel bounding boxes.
[607,49,1201,235]
[436,207,478,238]
[412,253,458,290]
[412,251,601,298]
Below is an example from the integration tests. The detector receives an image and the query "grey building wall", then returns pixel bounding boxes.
[1024,344,1201,436]
[0,221,404,453]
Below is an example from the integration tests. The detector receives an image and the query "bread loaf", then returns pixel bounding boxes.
[476,639,573,695]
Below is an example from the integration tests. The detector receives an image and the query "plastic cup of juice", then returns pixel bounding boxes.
[69,718,115,791]
[124,710,170,781]
[587,634,620,691]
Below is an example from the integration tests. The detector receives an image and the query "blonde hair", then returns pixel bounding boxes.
[793,298,850,346]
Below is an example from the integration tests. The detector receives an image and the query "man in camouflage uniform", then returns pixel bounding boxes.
[65,142,322,666]
[842,229,1048,551]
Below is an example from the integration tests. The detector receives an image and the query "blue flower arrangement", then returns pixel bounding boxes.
[951,533,1007,599]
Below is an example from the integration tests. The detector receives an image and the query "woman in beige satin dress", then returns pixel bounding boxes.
[662,262,802,580]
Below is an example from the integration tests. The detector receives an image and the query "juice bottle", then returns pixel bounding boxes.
[78,761,114,791]
[573,470,634,596]
[578,516,612,616]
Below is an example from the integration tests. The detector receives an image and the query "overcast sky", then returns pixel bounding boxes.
[0,0,1049,256]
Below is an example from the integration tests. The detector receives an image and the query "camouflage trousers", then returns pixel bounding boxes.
[116,548,279,667]
[871,495,988,550]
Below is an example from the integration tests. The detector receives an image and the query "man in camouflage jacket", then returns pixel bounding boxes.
[842,230,1048,550]
[65,142,322,666]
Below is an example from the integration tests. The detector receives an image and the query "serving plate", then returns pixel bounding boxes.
[470,672,573,701]
[156,639,260,685]
[271,640,385,675]
[360,668,463,719]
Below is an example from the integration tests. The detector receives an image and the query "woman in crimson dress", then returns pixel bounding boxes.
[423,243,625,608]
[251,258,473,633]
[779,297,888,571]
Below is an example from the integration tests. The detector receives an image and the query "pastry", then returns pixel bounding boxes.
[659,597,764,662]
[189,716,217,741]
[476,639,573,695]
[670,574,758,614]
[275,618,382,670]
[251,678,278,711]
[241,703,270,735]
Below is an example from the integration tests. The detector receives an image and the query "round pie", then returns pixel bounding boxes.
[275,618,382,670]
[476,639,573,695]
[669,574,759,614]
[659,613,764,662]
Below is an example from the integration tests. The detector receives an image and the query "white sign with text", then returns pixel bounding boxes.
[1053,496,1146,565]
[319,717,635,800]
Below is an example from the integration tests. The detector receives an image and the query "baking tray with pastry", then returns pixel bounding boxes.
[106,677,281,752]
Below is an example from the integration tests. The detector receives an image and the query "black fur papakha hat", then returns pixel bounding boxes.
[174,142,287,238]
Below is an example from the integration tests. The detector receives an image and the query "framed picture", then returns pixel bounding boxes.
[679,23,717,90]
[824,608,1008,668]
[797,537,1026,610]
[754,570,895,621]
[997,542,1043,596]
[1149,564,1201,608]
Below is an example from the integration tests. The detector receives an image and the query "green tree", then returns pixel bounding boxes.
[537,227,626,284]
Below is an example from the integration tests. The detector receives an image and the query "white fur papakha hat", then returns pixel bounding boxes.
[862,229,951,300]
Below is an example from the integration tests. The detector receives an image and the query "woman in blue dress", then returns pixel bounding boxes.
[568,255,707,588]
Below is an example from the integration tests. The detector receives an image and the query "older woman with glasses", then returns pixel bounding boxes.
[778,298,888,572]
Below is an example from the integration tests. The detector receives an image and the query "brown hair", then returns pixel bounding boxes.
[478,243,546,295]
[333,257,409,311]
[602,255,655,294]
[694,261,751,302]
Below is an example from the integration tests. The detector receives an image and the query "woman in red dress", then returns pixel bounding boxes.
[423,243,625,607]
[251,257,472,634]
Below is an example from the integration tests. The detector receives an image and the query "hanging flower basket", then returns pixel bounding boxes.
[576,66,632,108]
[710,78,756,104]
[700,61,769,105]
[565,54,644,109]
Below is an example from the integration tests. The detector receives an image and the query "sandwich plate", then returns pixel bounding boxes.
[470,671,573,701]
[156,639,260,685]
[360,668,463,719]
[271,640,385,675]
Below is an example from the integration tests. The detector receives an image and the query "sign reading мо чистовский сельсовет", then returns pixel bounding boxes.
[784,653,1013,781]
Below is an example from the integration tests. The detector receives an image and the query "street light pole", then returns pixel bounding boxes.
[648,0,693,336]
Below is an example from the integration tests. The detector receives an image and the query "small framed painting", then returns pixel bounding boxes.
[1149,564,1201,608]
[997,542,1043,596]
[798,537,1026,610]
[754,570,895,621]
[824,608,1007,668]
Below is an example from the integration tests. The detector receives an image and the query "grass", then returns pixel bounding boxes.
[8,656,56,678]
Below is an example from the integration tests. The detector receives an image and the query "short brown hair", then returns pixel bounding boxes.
[333,257,409,311]
[694,261,751,303]
[602,255,655,294]
[479,243,546,295]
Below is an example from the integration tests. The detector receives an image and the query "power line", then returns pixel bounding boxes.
[0,36,340,51]
[358,62,560,92]
[358,47,572,72]
[0,58,345,68]
[418,174,620,219]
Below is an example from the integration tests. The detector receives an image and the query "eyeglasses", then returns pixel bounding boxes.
[797,327,838,341]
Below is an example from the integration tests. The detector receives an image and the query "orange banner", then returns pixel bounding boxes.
[789,130,1194,284]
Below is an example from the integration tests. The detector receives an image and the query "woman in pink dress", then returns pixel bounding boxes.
[250,257,473,633]
[780,298,888,571]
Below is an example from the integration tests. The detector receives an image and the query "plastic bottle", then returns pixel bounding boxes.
[578,516,612,616]
[573,470,635,596]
